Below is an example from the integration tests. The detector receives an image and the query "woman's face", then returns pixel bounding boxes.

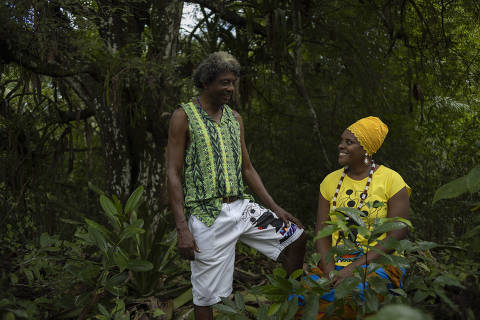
[338,129,366,167]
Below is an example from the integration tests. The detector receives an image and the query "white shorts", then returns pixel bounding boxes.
[188,199,304,306]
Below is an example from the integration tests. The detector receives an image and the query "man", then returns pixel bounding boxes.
[167,51,306,320]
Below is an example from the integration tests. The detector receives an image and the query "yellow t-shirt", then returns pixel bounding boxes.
[320,165,411,266]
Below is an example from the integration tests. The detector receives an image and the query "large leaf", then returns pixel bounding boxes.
[85,218,112,240]
[334,277,361,299]
[336,207,366,227]
[87,225,109,253]
[124,186,144,214]
[100,195,121,229]
[285,297,299,319]
[113,248,129,271]
[466,166,480,193]
[127,259,153,272]
[267,303,280,316]
[173,288,193,309]
[214,304,237,314]
[301,293,320,320]
[364,288,379,313]
[119,225,145,243]
[432,175,468,204]
[371,221,408,238]
[313,225,338,240]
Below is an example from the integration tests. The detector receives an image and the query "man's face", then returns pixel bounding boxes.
[204,72,236,105]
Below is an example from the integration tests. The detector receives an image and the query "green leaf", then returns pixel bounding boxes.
[220,296,237,310]
[214,304,237,314]
[124,186,144,214]
[87,226,109,253]
[153,309,165,317]
[113,298,126,314]
[40,232,53,247]
[267,302,280,316]
[433,286,460,313]
[257,305,268,320]
[432,175,468,204]
[302,294,320,320]
[336,207,366,227]
[364,288,379,313]
[88,182,105,196]
[285,296,299,319]
[234,292,245,310]
[3,311,15,320]
[416,241,438,251]
[371,221,408,238]
[85,218,112,239]
[98,303,110,317]
[433,275,465,289]
[365,304,427,320]
[60,218,82,225]
[390,288,407,297]
[413,290,430,303]
[107,272,129,287]
[466,166,480,193]
[313,225,338,240]
[100,197,121,231]
[272,267,287,278]
[126,259,153,272]
[173,288,193,309]
[464,225,480,239]
[118,226,145,243]
[335,277,361,299]
[289,269,304,280]
[113,248,128,271]
[368,276,388,296]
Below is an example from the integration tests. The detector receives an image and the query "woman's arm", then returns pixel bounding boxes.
[315,192,335,276]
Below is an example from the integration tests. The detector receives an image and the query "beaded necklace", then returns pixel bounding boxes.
[332,160,375,211]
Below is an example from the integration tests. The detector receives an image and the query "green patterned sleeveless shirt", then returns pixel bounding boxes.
[181,102,252,226]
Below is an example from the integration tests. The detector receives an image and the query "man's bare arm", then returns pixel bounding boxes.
[167,108,199,260]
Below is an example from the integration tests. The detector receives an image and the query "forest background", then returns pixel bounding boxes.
[1,0,479,319]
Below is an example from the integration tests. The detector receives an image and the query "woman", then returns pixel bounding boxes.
[315,116,410,298]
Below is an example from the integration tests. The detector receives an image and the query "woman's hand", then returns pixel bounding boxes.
[330,265,354,287]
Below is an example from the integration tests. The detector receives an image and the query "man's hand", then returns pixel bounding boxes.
[273,207,304,229]
[177,228,200,260]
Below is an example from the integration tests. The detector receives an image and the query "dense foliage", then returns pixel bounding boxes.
[1,0,479,319]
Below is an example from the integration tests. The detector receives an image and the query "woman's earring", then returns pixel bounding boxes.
[364,153,369,165]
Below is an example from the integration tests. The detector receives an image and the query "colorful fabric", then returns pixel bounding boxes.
[347,116,388,156]
[190,199,304,306]
[290,266,405,319]
[320,165,411,266]
[181,102,252,226]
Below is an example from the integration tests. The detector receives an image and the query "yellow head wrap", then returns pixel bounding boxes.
[347,116,389,156]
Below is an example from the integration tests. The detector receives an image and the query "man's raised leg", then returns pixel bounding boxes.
[281,232,307,275]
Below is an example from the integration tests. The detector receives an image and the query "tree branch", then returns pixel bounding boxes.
[191,0,266,36]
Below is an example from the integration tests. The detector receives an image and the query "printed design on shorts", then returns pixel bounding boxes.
[241,202,297,244]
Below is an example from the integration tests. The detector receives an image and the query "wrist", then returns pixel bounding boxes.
[175,222,189,232]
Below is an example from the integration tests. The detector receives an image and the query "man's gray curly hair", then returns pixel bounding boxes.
[192,51,241,89]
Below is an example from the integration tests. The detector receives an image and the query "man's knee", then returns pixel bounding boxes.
[282,231,307,259]
[291,231,307,251]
